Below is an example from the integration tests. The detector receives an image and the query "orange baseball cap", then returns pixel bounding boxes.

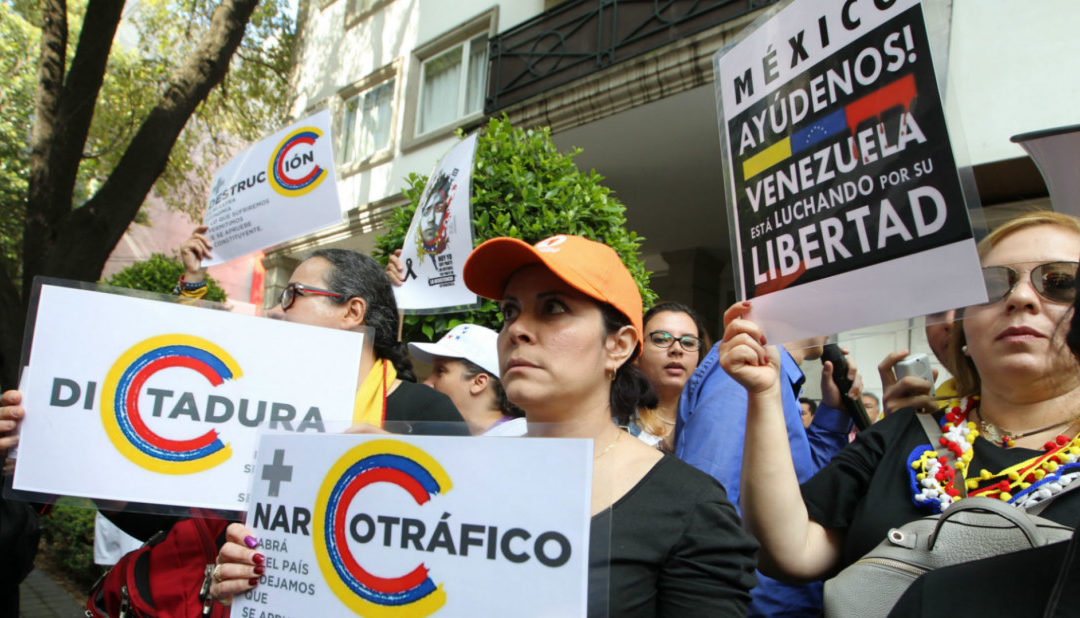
[463,234,644,350]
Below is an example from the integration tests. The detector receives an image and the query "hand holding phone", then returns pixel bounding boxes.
[821,344,871,430]
[894,353,935,397]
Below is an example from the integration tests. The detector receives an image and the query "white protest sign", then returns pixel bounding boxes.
[14,282,363,511]
[203,110,343,265]
[394,134,480,312]
[233,433,590,617]
[714,0,986,343]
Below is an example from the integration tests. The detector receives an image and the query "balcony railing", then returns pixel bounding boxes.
[486,0,778,113]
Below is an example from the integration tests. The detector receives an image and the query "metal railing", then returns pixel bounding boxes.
[486,0,777,112]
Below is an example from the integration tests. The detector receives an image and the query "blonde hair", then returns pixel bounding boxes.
[950,210,1080,396]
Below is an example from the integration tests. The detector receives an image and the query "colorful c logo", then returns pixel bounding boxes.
[314,440,452,617]
[100,335,238,475]
[268,127,327,197]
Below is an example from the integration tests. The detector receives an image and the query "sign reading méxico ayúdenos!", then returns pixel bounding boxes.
[13,282,363,511]
[233,433,591,617]
[714,0,987,343]
[202,109,343,266]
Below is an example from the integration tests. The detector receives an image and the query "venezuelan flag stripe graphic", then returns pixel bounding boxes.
[741,74,918,181]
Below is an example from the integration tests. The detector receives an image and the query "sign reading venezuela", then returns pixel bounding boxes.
[202,109,343,266]
[13,282,363,511]
[713,0,986,343]
[233,433,591,617]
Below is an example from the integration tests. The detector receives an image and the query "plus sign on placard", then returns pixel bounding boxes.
[261,449,293,497]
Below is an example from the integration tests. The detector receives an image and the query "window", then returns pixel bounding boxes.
[416,33,488,136]
[339,78,395,165]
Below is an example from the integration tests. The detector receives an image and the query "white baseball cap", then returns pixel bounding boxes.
[407,324,501,378]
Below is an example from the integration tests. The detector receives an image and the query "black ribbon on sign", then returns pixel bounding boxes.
[404,258,418,280]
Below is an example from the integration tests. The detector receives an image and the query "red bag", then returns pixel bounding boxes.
[86,516,231,617]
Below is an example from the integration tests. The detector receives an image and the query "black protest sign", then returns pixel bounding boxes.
[725,4,972,298]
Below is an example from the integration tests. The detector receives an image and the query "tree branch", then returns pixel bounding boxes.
[42,0,261,283]
[23,0,67,292]
[46,0,125,217]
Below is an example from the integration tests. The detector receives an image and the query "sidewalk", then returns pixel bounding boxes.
[19,569,83,618]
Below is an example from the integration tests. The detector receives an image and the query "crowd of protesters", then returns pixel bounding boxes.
[2,209,1080,616]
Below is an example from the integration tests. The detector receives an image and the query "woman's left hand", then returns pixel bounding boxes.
[718,302,781,395]
[208,523,264,604]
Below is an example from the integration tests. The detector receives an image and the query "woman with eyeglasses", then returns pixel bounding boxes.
[629,302,709,451]
[721,211,1080,608]
[176,227,466,434]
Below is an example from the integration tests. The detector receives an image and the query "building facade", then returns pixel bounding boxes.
[272,0,1077,383]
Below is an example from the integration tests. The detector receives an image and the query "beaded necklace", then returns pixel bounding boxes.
[908,396,1080,513]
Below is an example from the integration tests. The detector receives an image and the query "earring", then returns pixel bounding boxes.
[607,368,616,381]
[961,344,969,356]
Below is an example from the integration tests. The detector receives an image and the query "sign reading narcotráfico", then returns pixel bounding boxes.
[202,110,343,265]
[233,433,591,617]
[13,281,363,511]
[714,0,986,342]
[393,134,480,312]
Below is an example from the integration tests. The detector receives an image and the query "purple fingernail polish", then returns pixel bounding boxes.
[244,535,259,548]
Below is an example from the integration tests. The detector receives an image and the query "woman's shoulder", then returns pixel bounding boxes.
[386,380,467,426]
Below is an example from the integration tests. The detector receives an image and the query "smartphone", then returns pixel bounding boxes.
[894,353,935,397]
[821,344,872,430]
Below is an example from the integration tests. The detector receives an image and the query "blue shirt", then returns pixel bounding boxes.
[675,343,852,617]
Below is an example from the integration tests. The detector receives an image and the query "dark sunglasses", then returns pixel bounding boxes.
[280,282,344,310]
[981,261,1078,305]
[647,330,703,352]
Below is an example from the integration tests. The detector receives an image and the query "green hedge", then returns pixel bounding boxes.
[102,253,227,302]
[39,505,106,589]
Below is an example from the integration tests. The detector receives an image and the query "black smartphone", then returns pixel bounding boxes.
[821,344,872,430]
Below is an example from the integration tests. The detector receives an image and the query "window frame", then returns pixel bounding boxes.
[334,60,401,177]
[402,9,497,151]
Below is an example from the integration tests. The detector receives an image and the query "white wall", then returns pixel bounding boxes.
[947,0,1080,166]
[291,1,546,215]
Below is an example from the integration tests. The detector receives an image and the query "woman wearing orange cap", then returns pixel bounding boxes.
[462,234,757,615]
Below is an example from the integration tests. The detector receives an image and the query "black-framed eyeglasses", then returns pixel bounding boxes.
[280,282,344,311]
[981,261,1078,305]
[647,330,703,352]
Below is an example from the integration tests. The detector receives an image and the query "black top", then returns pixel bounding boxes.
[107,380,467,541]
[800,407,1080,570]
[589,454,758,617]
[384,379,468,436]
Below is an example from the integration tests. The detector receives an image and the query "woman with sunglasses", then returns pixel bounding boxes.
[629,302,709,451]
[721,211,1080,604]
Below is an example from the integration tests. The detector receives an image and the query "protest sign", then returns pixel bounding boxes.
[714,0,986,343]
[13,281,363,511]
[233,433,591,617]
[203,110,343,265]
[393,134,480,312]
